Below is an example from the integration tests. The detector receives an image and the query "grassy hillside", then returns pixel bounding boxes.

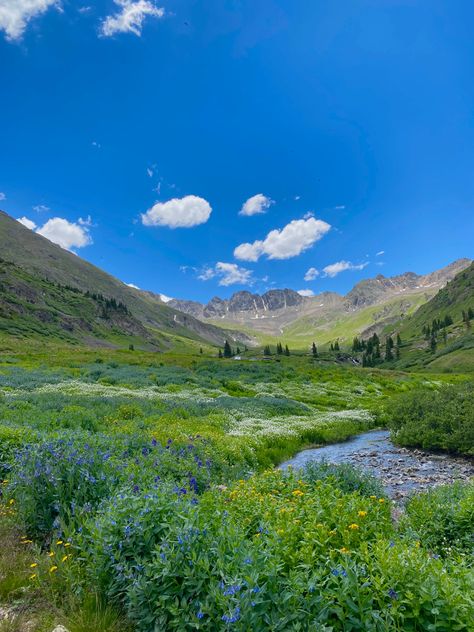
[384,263,474,372]
[0,211,250,348]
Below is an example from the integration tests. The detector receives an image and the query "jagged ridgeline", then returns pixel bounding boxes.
[0,210,252,349]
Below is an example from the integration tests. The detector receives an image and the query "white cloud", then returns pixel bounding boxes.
[304,267,319,281]
[159,293,172,303]
[0,0,59,41]
[78,215,93,226]
[376,250,385,257]
[198,262,253,287]
[33,204,50,213]
[239,193,273,217]
[126,282,140,289]
[17,216,37,230]
[0,192,6,201]
[234,217,331,262]
[323,260,369,278]
[334,205,346,210]
[294,195,301,201]
[36,217,93,250]
[100,0,164,37]
[297,289,314,297]
[141,195,212,228]
[147,167,154,178]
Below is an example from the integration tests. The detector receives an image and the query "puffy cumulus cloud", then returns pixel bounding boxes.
[100,0,164,37]
[304,267,319,281]
[16,215,92,250]
[239,193,273,216]
[37,217,92,250]
[234,217,331,262]
[198,262,253,287]
[323,260,369,278]
[297,289,314,297]
[141,195,212,228]
[0,0,59,41]
[17,216,37,230]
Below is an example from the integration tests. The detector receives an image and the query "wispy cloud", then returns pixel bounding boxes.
[297,289,314,297]
[376,250,385,256]
[322,260,369,278]
[198,262,253,286]
[100,0,164,37]
[0,0,60,42]
[304,267,319,281]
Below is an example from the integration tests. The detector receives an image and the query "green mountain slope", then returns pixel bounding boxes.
[387,263,474,371]
[0,211,250,348]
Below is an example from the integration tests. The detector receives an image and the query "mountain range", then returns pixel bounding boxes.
[0,209,472,362]
[169,259,472,345]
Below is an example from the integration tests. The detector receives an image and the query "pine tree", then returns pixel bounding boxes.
[223,340,232,358]
[263,345,272,356]
[334,340,340,351]
[430,333,437,353]
[218,349,223,358]
[284,345,290,356]
[312,342,318,358]
[236,347,241,355]
[276,342,283,355]
[199,347,203,354]
[468,307,474,320]
[385,337,393,361]
[330,343,334,351]
[396,334,402,347]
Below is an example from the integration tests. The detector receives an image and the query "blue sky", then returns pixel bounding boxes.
[1,0,473,302]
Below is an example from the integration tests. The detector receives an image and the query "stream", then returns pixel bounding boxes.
[281,430,474,500]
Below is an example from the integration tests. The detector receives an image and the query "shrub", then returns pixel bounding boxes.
[387,382,474,455]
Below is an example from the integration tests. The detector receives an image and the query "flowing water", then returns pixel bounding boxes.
[281,430,474,500]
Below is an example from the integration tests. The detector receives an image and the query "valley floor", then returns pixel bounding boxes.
[0,346,473,631]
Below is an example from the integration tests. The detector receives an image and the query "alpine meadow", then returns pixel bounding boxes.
[0,2,473,631]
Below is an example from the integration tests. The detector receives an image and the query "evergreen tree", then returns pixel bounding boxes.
[223,340,232,358]
[263,345,272,356]
[276,342,283,355]
[312,342,318,358]
[385,337,393,361]
[468,307,474,320]
[128,343,134,351]
[236,347,241,355]
[334,340,340,351]
[218,349,223,358]
[199,347,203,354]
[396,334,402,347]
[430,333,437,353]
[284,345,290,356]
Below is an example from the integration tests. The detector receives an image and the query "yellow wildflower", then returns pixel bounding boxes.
[339,547,349,554]
[61,555,68,562]
[30,563,38,568]
[56,540,63,545]
[379,498,385,504]
[48,552,55,557]
[292,489,304,497]
[370,495,376,499]
[358,511,367,518]
[49,565,58,573]
[64,543,71,548]
[29,573,37,580]
[348,523,359,530]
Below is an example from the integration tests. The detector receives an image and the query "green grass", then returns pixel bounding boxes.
[0,345,472,630]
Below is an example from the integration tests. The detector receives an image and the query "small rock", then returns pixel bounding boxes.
[52,626,70,632]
